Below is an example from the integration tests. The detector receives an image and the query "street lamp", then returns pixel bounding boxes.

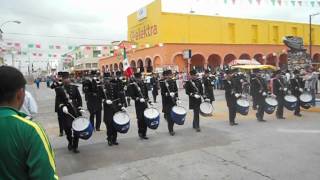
[309,13,320,60]
[0,20,21,40]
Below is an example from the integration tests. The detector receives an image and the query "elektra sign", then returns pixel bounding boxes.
[130,24,158,41]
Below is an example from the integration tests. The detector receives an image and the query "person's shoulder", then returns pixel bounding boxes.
[9,115,42,132]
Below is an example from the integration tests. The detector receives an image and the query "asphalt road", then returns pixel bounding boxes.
[28,83,320,180]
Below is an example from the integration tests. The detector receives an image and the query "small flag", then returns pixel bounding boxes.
[14,43,20,47]
[256,0,261,4]
[277,0,281,5]
[33,53,37,56]
[48,54,52,57]
[22,52,27,55]
[28,44,34,48]
[122,48,133,78]
[271,0,276,6]
[6,42,12,46]
[49,45,54,49]
[38,53,42,57]
[86,46,91,50]
[55,45,61,49]
[310,1,315,7]
[35,44,41,48]
[317,1,320,6]
[297,1,302,6]
[68,46,73,50]
[291,0,296,6]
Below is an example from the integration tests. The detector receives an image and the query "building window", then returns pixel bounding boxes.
[292,27,297,36]
[251,25,258,43]
[272,26,279,44]
[228,23,235,43]
[92,63,98,68]
[86,63,91,68]
[93,50,101,58]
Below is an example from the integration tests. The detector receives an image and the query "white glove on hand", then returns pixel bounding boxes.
[299,88,303,92]
[205,98,210,102]
[62,106,69,114]
[106,100,112,105]
[194,94,201,99]
[284,88,288,91]
[79,109,85,113]
[170,92,175,97]
[177,100,182,104]
[140,98,145,103]
[235,93,240,98]
[271,94,276,98]
[262,92,267,96]
[121,107,126,111]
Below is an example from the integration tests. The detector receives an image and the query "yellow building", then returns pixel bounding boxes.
[100,0,320,73]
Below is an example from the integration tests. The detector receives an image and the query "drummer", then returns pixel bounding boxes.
[103,71,127,146]
[224,69,239,126]
[251,69,268,122]
[290,70,304,117]
[129,72,150,140]
[273,70,286,119]
[160,70,179,136]
[185,69,203,132]
[202,69,215,104]
[56,72,83,153]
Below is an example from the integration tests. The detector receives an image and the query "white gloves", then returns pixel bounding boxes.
[284,88,288,91]
[79,109,85,113]
[140,98,145,103]
[177,100,182,104]
[262,92,267,96]
[62,106,69,114]
[204,98,210,102]
[194,94,201,99]
[170,92,175,97]
[235,93,240,98]
[121,107,126,111]
[271,94,276,98]
[106,100,112,105]
[299,88,303,92]
[240,79,244,83]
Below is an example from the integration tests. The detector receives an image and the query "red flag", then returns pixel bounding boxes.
[232,0,236,4]
[256,0,261,5]
[33,53,37,56]
[53,54,57,58]
[14,43,20,47]
[35,44,41,48]
[55,45,61,49]
[122,48,133,78]
[278,0,281,5]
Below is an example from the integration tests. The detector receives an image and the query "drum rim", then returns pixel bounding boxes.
[236,99,250,107]
[299,94,312,102]
[265,97,278,106]
[200,102,213,114]
[113,112,130,125]
[172,106,187,115]
[144,108,160,119]
[284,95,297,102]
[72,117,90,131]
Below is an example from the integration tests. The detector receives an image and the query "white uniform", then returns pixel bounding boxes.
[20,91,38,118]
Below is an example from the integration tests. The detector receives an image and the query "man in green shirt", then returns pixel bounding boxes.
[0,66,58,180]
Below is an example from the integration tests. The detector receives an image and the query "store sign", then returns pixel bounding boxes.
[130,24,158,41]
[137,7,147,21]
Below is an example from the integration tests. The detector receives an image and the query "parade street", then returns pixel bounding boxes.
[30,83,320,180]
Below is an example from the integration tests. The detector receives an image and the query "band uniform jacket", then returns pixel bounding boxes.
[150,77,159,96]
[273,78,286,97]
[185,78,203,110]
[290,77,304,97]
[85,80,104,113]
[251,76,268,103]
[160,78,178,113]
[103,78,127,111]
[223,78,238,108]
[202,76,215,102]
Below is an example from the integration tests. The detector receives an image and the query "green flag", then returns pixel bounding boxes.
[68,46,73,50]
[49,45,54,49]
[28,44,34,48]
[271,0,276,5]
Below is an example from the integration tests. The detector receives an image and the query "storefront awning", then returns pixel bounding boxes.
[231,64,277,70]
[229,59,261,66]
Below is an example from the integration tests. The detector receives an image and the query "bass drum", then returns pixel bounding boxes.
[72,117,93,140]
[113,111,130,133]
[236,98,250,115]
[299,92,312,109]
[284,95,297,111]
[200,101,213,116]
[264,97,278,114]
[171,106,187,125]
[144,107,160,129]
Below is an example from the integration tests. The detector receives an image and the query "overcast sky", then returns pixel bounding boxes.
[0,0,319,51]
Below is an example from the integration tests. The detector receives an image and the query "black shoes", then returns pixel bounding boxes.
[113,141,119,145]
[277,116,286,119]
[73,149,80,154]
[169,131,175,136]
[230,122,238,126]
[258,119,267,122]
[195,128,201,132]
[294,113,302,117]
[68,143,73,151]
[107,140,113,146]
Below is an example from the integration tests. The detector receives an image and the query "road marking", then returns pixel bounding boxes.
[277,128,320,134]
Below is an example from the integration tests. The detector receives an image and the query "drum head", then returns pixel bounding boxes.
[285,95,297,102]
[265,97,278,106]
[172,106,187,115]
[144,108,160,119]
[300,93,312,102]
[72,117,90,131]
[113,112,130,125]
[237,99,250,107]
[200,102,213,114]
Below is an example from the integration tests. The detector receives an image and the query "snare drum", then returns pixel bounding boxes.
[236,98,250,115]
[299,92,312,109]
[264,97,278,114]
[72,117,93,140]
[113,111,130,133]
[144,108,160,129]
[200,102,213,116]
[284,95,297,111]
[170,106,187,125]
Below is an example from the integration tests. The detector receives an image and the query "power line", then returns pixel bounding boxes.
[4,32,115,41]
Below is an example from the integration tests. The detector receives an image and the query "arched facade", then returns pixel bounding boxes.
[119,62,123,71]
[190,54,205,71]
[266,53,277,66]
[239,53,251,59]
[224,54,237,65]
[145,58,152,73]
[137,59,144,72]
[109,64,113,72]
[131,60,137,73]
[173,54,187,72]
[114,63,118,71]
[207,54,221,69]
[253,54,264,64]
[153,56,161,70]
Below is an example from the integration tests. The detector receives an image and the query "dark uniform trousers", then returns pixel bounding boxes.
[90,111,101,130]
[57,110,64,134]
[224,80,237,124]
[256,96,265,120]
[276,96,284,118]
[103,104,117,143]
[164,112,174,132]
[193,107,200,129]
[136,105,147,137]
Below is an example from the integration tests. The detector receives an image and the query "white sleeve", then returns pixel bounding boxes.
[28,92,38,116]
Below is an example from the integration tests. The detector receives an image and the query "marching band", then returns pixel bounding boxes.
[51,66,317,154]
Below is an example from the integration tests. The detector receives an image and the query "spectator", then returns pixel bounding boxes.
[0,66,58,179]
[20,90,38,119]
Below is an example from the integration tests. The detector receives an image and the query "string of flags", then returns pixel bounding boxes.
[222,0,320,7]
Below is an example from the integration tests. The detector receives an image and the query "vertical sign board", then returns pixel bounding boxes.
[183,49,192,59]
[137,7,147,21]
